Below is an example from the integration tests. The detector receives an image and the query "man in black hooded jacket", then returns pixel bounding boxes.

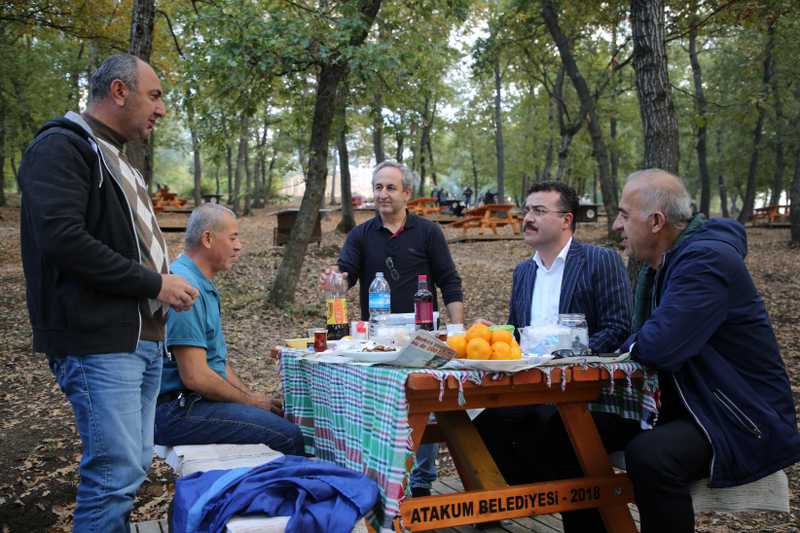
[18,54,197,532]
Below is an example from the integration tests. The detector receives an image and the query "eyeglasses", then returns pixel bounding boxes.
[523,206,569,218]
[385,257,400,281]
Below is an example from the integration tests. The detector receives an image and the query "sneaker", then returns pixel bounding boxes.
[411,487,431,497]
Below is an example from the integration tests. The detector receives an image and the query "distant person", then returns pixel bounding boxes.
[463,186,473,208]
[155,204,304,455]
[320,160,465,497]
[483,190,496,205]
[18,54,198,532]
[432,186,442,205]
[542,169,800,533]
[475,182,631,483]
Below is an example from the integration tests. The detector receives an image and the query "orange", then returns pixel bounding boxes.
[466,323,492,343]
[509,343,522,359]
[491,341,511,360]
[466,337,492,359]
[491,329,514,345]
[447,335,467,358]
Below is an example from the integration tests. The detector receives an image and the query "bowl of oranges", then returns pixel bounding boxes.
[446,323,523,360]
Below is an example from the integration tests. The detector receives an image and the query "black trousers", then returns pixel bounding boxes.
[477,408,712,533]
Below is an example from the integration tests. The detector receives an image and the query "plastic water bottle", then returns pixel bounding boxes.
[368,272,391,338]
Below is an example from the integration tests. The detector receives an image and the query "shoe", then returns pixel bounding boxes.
[411,487,431,497]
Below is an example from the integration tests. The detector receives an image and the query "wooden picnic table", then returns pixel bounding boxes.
[750,205,790,225]
[277,349,645,532]
[408,197,443,217]
[451,204,521,235]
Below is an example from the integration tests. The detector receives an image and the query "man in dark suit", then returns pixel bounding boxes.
[475,181,632,483]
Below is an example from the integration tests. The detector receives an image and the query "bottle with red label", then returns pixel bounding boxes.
[414,274,434,331]
[325,272,350,340]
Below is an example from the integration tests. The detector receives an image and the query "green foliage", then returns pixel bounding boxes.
[2,0,800,214]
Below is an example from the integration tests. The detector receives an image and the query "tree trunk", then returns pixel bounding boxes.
[689,23,711,215]
[716,129,729,218]
[127,0,156,184]
[768,26,785,207]
[232,116,248,214]
[541,0,616,237]
[214,165,220,196]
[186,90,203,206]
[336,81,356,234]
[630,0,680,173]
[329,147,337,206]
[243,125,252,216]
[371,93,386,164]
[418,97,430,196]
[542,90,556,181]
[470,135,479,197]
[553,66,578,182]
[266,152,276,199]
[395,130,404,163]
[791,142,800,243]
[609,26,620,199]
[427,98,438,186]
[0,100,5,207]
[269,62,349,305]
[493,54,505,201]
[738,21,775,224]
[790,84,800,242]
[68,42,85,111]
[226,144,233,204]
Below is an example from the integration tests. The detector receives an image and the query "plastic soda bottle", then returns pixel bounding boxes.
[368,272,391,338]
[325,272,350,340]
[414,274,434,331]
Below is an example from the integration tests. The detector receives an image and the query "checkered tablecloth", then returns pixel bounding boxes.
[279,349,658,528]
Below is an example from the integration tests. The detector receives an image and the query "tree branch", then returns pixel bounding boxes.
[158,10,184,59]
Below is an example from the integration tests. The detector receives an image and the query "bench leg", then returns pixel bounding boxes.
[558,403,637,533]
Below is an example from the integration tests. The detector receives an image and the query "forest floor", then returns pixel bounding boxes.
[0,200,798,532]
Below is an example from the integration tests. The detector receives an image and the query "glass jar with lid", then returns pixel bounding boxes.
[558,313,589,354]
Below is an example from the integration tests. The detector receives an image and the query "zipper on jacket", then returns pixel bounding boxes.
[94,144,143,346]
[672,375,716,480]
[713,388,762,439]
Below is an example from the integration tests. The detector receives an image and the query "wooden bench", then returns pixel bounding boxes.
[609,452,790,514]
[152,444,372,533]
[407,197,442,217]
[451,204,520,235]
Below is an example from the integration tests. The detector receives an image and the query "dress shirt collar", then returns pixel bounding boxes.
[533,237,573,273]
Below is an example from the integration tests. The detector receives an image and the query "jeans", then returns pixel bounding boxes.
[49,340,163,533]
[154,393,305,456]
[410,443,438,490]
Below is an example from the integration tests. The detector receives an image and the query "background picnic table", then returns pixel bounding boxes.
[0,204,797,532]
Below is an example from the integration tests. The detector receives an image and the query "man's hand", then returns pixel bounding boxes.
[248,392,284,416]
[158,274,199,312]
[319,265,347,289]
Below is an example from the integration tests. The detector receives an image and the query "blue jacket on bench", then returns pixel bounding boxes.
[172,455,380,533]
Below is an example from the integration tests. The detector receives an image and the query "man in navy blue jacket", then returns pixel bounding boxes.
[475,181,631,483]
[549,169,800,533]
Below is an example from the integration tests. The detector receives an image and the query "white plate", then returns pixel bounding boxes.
[336,349,401,363]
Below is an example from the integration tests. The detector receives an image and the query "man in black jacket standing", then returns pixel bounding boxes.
[18,54,198,533]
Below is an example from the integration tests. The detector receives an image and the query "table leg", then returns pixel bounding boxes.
[435,411,507,491]
[558,403,637,533]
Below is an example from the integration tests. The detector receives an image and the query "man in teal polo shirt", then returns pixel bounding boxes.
[154,203,304,455]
